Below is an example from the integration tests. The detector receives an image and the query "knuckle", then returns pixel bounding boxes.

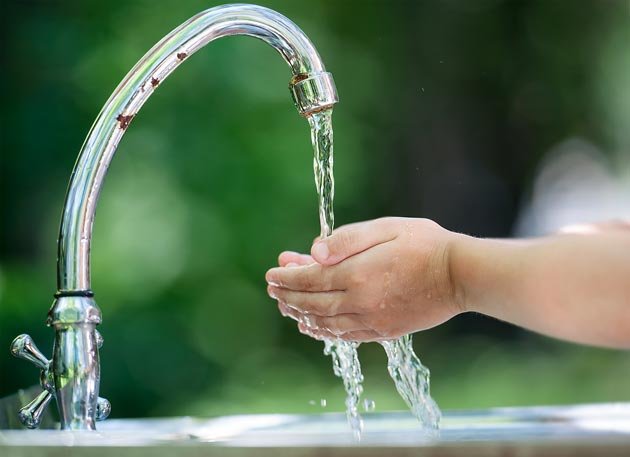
[331,230,354,255]
[376,216,396,228]
[295,269,313,290]
[300,276,315,291]
[322,268,336,290]
[418,217,441,231]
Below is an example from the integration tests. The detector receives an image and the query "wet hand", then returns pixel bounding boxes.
[266,217,465,342]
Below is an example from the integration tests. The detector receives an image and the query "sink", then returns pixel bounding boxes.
[2,403,630,456]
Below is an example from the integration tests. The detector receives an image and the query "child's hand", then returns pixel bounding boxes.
[266,218,464,342]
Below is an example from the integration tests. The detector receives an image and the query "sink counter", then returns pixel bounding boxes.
[2,403,630,456]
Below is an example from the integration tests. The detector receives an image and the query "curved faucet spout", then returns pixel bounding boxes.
[57,3,337,294]
[39,4,338,430]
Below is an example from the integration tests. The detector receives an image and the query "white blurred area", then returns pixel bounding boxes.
[515,138,630,237]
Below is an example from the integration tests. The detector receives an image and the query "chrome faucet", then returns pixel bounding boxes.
[10,3,338,430]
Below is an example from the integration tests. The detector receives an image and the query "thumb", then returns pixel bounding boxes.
[311,218,397,265]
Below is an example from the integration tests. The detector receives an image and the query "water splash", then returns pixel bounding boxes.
[362,398,376,412]
[306,109,441,436]
[381,335,441,429]
[323,339,364,438]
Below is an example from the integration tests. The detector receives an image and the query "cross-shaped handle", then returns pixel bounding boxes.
[10,333,110,428]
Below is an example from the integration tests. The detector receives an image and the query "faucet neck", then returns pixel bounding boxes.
[56,4,337,293]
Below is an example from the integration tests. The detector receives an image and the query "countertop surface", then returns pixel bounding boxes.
[2,403,630,456]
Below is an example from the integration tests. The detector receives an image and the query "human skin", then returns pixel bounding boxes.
[265,217,630,348]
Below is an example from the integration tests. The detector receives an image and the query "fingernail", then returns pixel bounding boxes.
[312,242,329,261]
[267,286,278,299]
[265,270,278,286]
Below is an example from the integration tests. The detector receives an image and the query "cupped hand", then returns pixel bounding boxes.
[266,217,464,342]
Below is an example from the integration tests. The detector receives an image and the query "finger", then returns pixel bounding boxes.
[306,314,366,335]
[267,285,345,316]
[278,301,295,319]
[278,302,315,328]
[298,322,330,341]
[278,302,319,329]
[297,322,346,341]
[339,330,388,343]
[278,251,315,267]
[297,323,384,343]
[266,263,341,292]
[279,301,359,331]
[311,218,397,266]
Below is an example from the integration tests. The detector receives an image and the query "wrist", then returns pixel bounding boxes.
[447,233,478,313]
[449,234,510,315]
[450,234,538,317]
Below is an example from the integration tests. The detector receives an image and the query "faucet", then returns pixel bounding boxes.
[10,3,338,430]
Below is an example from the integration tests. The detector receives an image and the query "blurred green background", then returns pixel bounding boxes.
[1,0,630,421]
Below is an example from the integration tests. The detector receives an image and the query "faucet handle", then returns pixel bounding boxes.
[10,334,50,371]
[95,330,104,349]
[96,397,111,421]
[94,331,110,421]
[18,390,53,429]
[11,331,109,428]
[11,334,56,428]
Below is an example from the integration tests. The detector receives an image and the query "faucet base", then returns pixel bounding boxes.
[47,296,103,430]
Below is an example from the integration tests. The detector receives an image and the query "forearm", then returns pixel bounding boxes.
[451,231,630,348]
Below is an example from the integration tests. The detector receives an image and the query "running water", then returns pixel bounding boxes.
[323,340,364,438]
[306,109,441,436]
[381,335,441,429]
[308,109,365,438]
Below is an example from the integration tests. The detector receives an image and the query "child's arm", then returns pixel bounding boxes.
[453,223,630,348]
[265,217,630,348]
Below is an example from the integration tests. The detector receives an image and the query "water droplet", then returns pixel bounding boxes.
[362,398,376,412]
[320,398,327,407]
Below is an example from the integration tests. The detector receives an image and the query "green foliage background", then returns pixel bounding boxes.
[1,0,629,420]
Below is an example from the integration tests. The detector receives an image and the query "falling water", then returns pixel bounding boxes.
[308,109,365,438]
[323,340,364,438]
[306,109,441,436]
[381,335,441,429]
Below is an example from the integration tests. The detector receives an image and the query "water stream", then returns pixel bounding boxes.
[308,109,365,438]
[307,109,441,437]
[381,335,441,429]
